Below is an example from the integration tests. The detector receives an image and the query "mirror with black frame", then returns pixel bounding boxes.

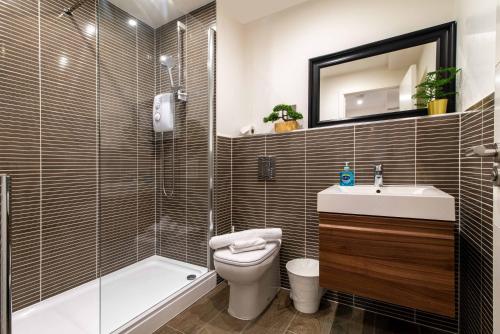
[309,22,457,128]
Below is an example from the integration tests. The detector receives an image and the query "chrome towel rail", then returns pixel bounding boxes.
[0,174,12,334]
[465,143,500,161]
[466,144,500,186]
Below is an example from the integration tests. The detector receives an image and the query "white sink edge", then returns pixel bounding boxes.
[318,191,454,199]
[318,184,454,196]
[317,184,456,222]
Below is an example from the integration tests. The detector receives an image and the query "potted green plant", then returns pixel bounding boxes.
[263,104,303,133]
[412,67,461,115]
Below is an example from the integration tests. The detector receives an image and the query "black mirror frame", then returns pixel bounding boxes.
[308,22,457,128]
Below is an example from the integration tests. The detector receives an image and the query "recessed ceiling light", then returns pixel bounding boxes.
[128,19,137,27]
[356,99,363,105]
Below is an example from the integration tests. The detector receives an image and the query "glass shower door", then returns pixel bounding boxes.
[97,0,215,332]
[97,1,158,332]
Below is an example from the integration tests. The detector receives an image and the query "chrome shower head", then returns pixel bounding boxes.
[160,55,176,87]
[58,0,88,17]
[59,8,73,17]
[160,55,176,69]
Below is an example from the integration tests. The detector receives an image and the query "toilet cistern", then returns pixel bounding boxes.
[374,164,383,187]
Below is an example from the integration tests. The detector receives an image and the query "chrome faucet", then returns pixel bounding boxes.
[374,164,383,187]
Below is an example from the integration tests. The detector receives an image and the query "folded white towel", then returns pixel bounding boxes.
[209,228,282,250]
[231,237,266,250]
[229,243,266,254]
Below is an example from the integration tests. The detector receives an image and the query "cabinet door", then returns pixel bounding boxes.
[319,213,455,316]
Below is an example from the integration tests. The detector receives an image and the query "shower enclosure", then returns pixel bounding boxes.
[0,0,217,333]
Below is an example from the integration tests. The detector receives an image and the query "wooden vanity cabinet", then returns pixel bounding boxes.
[319,212,455,317]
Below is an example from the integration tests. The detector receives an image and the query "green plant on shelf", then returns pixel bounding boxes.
[412,67,461,108]
[263,104,303,123]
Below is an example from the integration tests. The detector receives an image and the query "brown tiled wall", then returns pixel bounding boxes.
[460,93,494,334]
[155,17,188,263]
[355,120,416,184]
[0,0,41,310]
[137,17,157,262]
[1,0,214,312]
[220,98,496,333]
[305,126,354,260]
[232,136,266,231]
[98,1,156,276]
[415,115,460,331]
[224,113,463,332]
[0,0,156,310]
[186,4,216,267]
[40,0,98,300]
[215,136,232,236]
[155,2,216,267]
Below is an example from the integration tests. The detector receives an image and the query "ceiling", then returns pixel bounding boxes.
[108,0,213,28]
[321,54,389,78]
[320,43,434,78]
[221,0,311,24]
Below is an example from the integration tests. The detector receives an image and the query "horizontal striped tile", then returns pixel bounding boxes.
[266,131,306,288]
[99,0,140,276]
[231,136,266,231]
[0,0,158,310]
[215,136,232,236]
[155,2,215,268]
[40,0,98,298]
[459,94,494,334]
[355,119,416,185]
[0,0,41,311]
[230,113,464,332]
[186,3,215,267]
[305,126,354,260]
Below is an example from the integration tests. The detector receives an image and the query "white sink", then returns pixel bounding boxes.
[317,185,455,221]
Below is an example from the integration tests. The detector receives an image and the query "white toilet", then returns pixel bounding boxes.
[214,241,281,320]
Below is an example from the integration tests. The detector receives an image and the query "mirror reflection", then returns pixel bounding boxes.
[319,42,437,121]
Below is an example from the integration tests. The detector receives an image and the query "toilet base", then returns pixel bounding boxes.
[227,254,280,320]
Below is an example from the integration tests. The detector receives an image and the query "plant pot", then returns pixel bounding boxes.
[427,99,448,115]
[274,120,299,133]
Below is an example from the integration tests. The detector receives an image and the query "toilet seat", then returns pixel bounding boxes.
[214,241,280,267]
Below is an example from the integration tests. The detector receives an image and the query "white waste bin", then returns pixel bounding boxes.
[286,258,325,313]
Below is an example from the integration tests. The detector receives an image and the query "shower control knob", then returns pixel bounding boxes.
[492,166,500,186]
[154,112,161,121]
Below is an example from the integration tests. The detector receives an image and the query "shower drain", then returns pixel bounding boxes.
[187,274,197,281]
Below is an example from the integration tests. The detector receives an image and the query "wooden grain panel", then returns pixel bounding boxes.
[319,213,455,317]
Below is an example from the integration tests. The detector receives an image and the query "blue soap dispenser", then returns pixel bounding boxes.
[340,162,355,186]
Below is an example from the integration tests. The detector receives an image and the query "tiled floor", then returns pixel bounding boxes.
[155,283,447,334]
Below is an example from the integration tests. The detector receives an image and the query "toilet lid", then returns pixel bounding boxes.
[214,241,280,267]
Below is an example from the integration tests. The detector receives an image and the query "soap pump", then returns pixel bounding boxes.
[340,162,355,186]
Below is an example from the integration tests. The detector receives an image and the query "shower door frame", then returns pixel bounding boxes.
[0,174,12,334]
[207,24,216,271]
